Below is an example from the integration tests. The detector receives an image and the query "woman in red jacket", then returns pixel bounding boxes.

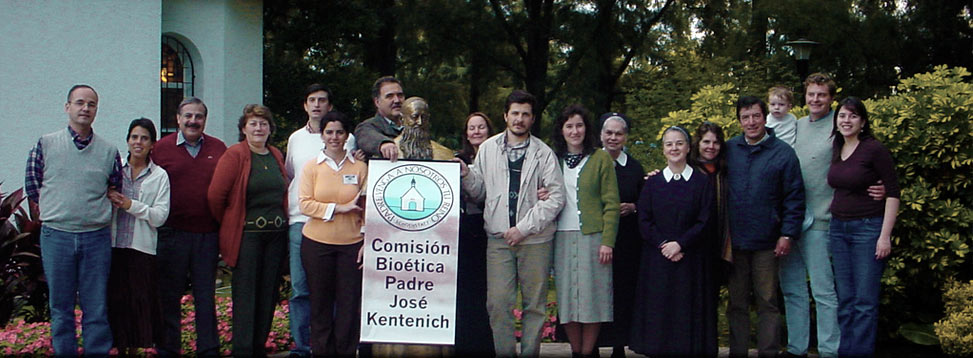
[208,104,289,357]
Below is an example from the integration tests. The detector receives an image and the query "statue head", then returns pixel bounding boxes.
[401,97,431,130]
[398,97,433,159]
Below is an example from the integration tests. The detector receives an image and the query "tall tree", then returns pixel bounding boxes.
[588,0,674,115]
[487,0,564,133]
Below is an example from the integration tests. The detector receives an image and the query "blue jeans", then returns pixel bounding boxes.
[779,228,840,357]
[830,217,885,358]
[288,223,311,356]
[40,225,113,356]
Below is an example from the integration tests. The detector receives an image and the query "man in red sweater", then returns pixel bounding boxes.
[151,97,227,356]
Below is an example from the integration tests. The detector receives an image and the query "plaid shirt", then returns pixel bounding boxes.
[25,126,123,203]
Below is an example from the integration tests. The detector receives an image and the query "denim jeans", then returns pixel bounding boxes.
[288,223,311,356]
[831,217,886,358]
[486,237,553,357]
[779,228,840,357]
[156,227,220,356]
[40,225,113,356]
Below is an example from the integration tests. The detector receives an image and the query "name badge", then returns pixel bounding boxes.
[342,174,358,185]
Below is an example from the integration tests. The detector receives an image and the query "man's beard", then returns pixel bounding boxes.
[399,125,432,160]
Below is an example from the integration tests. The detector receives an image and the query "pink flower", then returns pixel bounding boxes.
[512,309,523,320]
[542,326,556,339]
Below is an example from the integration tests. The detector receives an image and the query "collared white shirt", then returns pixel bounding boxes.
[314,150,358,221]
[663,165,693,183]
[285,125,357,224]
[316,150,356,172]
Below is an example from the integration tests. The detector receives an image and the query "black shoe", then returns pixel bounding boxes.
[778,352,808,358]
[610,348,626,358]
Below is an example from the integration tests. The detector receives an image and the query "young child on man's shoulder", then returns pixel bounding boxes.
[767,85,797,146]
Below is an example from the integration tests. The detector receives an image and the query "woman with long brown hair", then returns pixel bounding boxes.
[827,97,900,357]
[551,104,619,358]
[454,112,497,356]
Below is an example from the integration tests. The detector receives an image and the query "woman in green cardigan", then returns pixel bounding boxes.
[551,104,620,358]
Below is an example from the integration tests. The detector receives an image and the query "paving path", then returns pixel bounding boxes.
[277,344,815,357]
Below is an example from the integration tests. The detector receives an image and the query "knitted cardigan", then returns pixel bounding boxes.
[207,142,288,267]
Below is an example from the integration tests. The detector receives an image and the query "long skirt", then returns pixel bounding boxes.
[554,231,613,323]
[107,248,160,349]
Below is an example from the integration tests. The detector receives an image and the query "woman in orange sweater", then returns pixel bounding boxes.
[299,111,368,357]
[207,104,288,356]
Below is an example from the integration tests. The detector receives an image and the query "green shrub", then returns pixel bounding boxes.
[935,280,973,357]
[865,66,973,337]
[629,66,973,346]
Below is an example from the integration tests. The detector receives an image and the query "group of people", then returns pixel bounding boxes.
[26,72,899,358]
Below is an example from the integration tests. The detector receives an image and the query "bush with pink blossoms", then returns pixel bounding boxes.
[181,294,292,355]
[0,296,293,356]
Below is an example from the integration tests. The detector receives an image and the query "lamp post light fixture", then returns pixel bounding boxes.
[786,38,820,82]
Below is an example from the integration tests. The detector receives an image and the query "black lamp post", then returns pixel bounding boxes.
[785,38,819,82]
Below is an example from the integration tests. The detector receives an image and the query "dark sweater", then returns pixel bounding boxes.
[207,143,287,267]
[151,133,227,233]
[827,137,900,220]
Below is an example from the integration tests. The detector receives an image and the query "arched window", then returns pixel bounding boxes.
[160,35,195,135]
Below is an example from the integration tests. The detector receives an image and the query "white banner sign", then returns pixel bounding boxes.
[360,159,460,345]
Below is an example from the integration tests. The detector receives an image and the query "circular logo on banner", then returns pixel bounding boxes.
[372,164,453,231]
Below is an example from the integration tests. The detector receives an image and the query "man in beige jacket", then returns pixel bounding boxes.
[459,90,565,357]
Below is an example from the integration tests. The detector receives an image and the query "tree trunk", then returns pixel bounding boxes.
[749,0,767,57]
[524,0,554,135]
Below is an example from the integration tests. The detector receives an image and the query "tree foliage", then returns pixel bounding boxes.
[262,1,971,153]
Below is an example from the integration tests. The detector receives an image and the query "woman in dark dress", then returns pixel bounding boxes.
[630,126,717,358]
[454,112,496,357]
[598,113,644,358]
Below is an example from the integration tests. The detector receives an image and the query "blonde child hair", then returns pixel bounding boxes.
[768,85,794,105]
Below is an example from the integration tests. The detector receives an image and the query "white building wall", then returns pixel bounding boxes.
[0,0,161,192]
[163,0,263,143]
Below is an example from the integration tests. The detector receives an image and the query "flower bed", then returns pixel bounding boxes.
[0,295,291,356]
[1,292,560,355]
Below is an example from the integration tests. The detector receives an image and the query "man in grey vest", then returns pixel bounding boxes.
[25,84,122,356]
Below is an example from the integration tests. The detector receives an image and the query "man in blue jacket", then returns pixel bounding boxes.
[724,96,805,358]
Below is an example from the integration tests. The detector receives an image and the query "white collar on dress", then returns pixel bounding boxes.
[663,165,693,182]
[604,148,628,166]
